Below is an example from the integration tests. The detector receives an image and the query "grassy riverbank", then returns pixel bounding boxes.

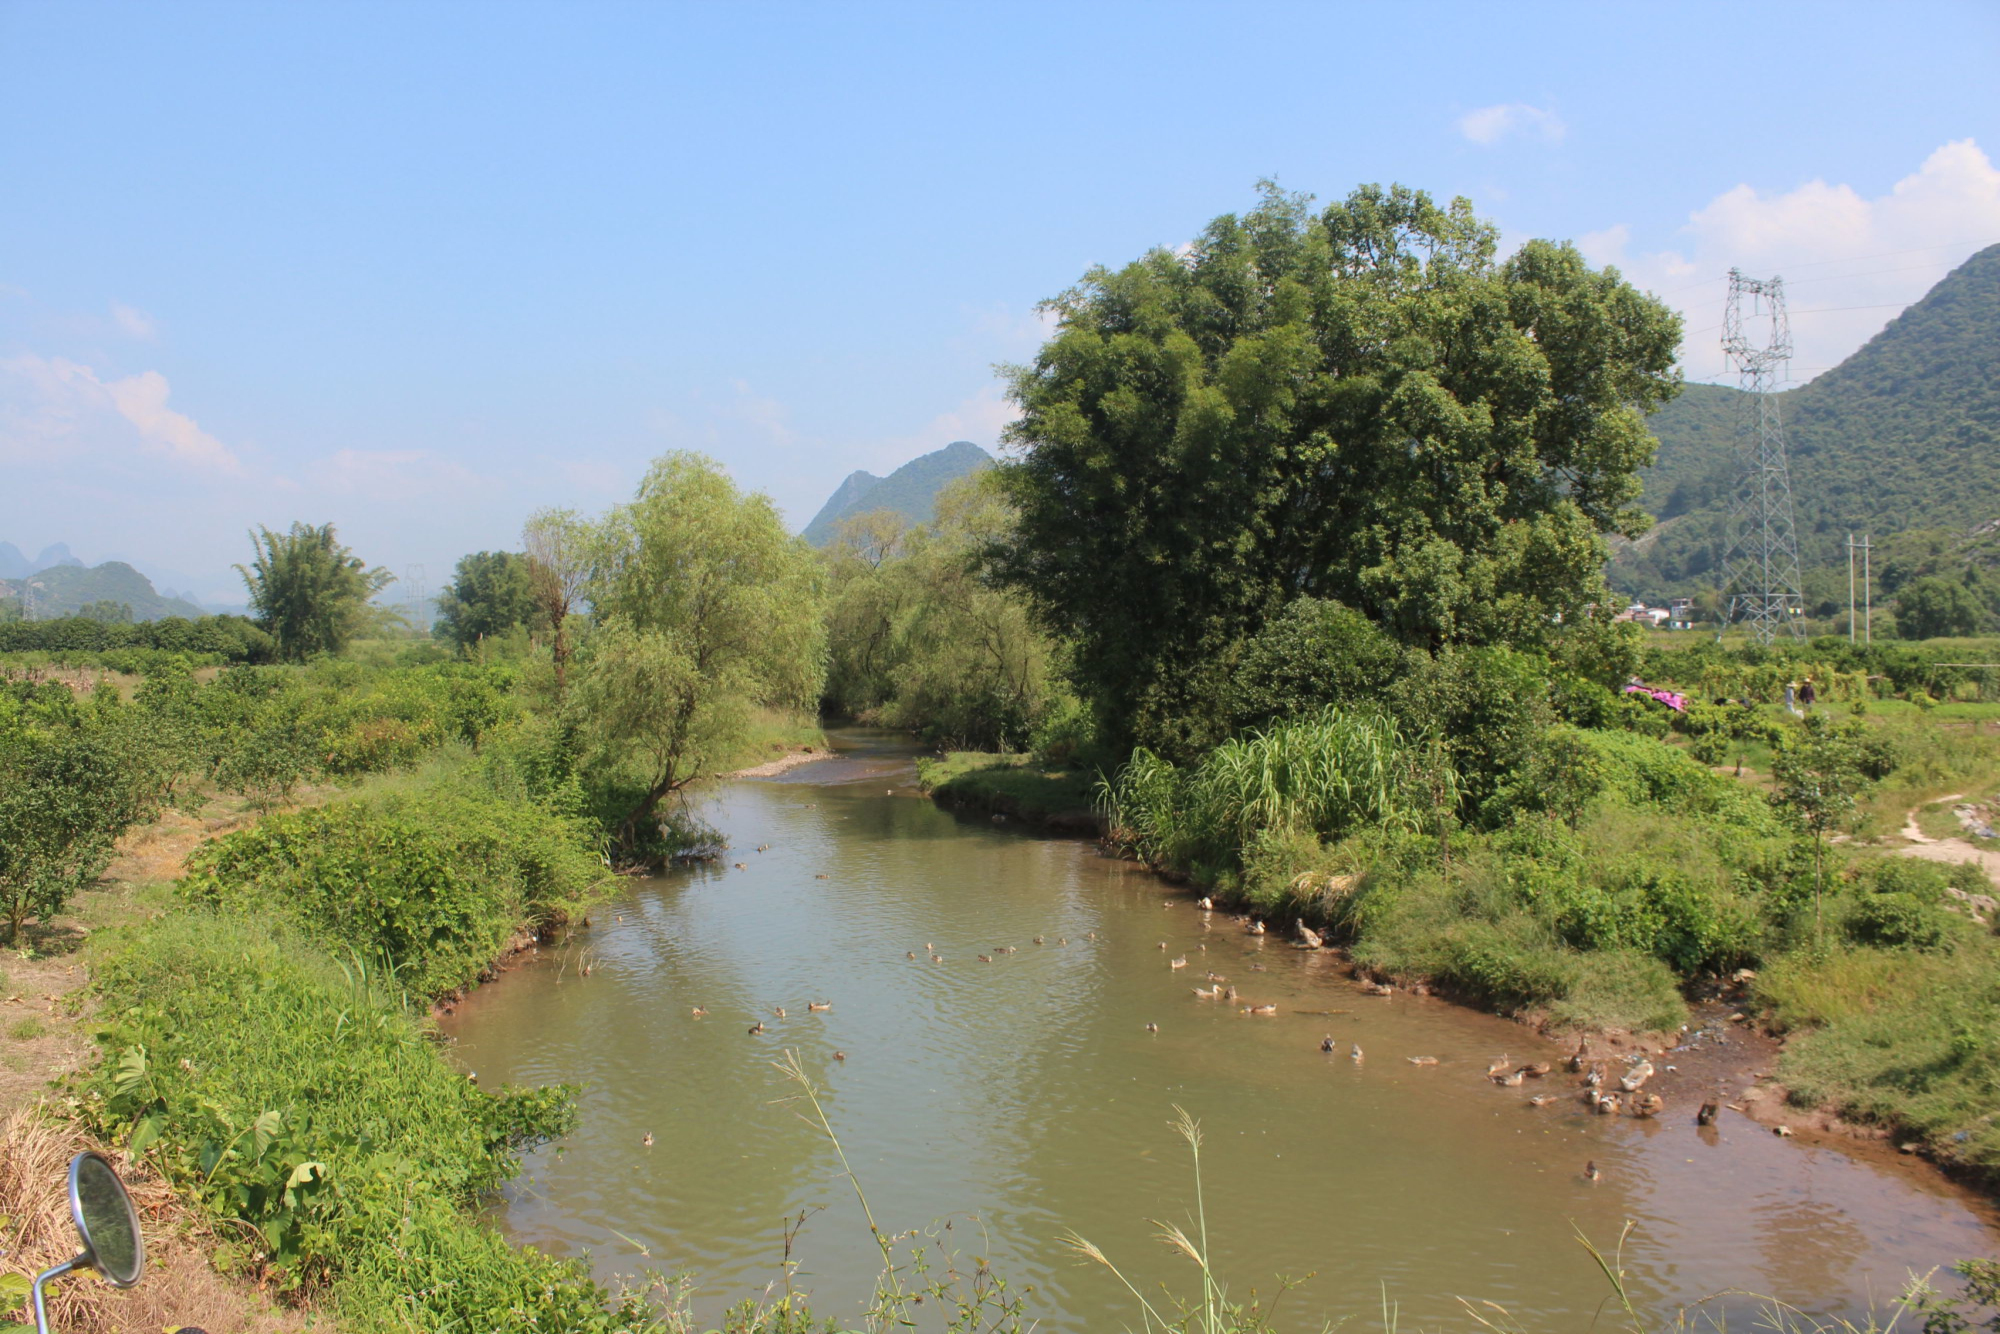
[1093,681,2000,1179]
[914,750,1100,830]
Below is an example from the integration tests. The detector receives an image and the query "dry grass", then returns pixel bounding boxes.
[0,1103,318,1334]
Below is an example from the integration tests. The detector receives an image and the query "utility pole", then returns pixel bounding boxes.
[1863,534,1872,644]
[1718,270,1806,644]
[1848,532,1856,643]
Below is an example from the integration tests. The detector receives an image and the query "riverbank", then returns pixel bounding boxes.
[914,750,1102,832]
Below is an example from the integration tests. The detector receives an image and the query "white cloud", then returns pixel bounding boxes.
[110,302,157,340]
[1589,139,2000,383]
[306,448,483,497]
[1458,103,1565,146]
[0,354,241,472]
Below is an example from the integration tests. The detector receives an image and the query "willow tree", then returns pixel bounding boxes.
[991,183,1682,756]
[572,453,824,856]
[236,522,394,662]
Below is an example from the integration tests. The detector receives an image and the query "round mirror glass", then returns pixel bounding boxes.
[70,1152,144,1287]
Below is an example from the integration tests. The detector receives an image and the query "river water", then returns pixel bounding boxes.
[441,730,1998,1331]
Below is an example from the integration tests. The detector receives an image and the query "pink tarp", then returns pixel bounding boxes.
[1622,682,1687,713]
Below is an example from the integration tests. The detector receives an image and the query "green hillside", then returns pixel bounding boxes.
[801,440,993,545]
[0,560,210,622]
[1614,241,2000,624]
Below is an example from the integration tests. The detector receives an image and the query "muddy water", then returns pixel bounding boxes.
[442,730,1997,1331]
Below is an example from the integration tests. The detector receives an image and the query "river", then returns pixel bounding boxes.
[441,729,1998,1331]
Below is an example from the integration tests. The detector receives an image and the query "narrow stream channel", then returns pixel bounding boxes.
[442,729,1999,1331]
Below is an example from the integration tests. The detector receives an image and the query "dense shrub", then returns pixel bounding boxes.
[1226,598,1408,732]
[182,772,608,998]
[0,613,271,660]
[80,914,646,1329]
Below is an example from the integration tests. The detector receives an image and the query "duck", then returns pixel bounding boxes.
[1157,941,1168,950]
[1224,986,1239,1002]
[757,844,769,852]
[1583,1160,1601,1181]
[1033,936,1045,945]
[1349,1043,1364,1062]
[907,951,918,960]
[1631,1093,1665,1118]
[930,954,944,963]
[1493,1069,1526,1087]
[734,862,747,870]
[1169,957,1188,970]
[1566,1037,1589,1072]
[1528,1094,1555,1107]
[642,1132,654,1147]
[1595,1094,1622,1116]
[1206,971,1228,983]
[1198,897,1215,910]
[1246,921,1267,936]
[1407,1056,1439,1066]
[1583,1068,1604,1088]
[997,945,1017,954]
[1520,1062,1552,1078]
[833,1050,846,1061]
[1145,1022,1159,1033]
[1192,985,1222,1000]
[1057,937,1069,945]
[1245,1003,1279,1016]
[1086,931,1098,941]
[773,1006,787,1018]
[1362,980,1394,997]
[748,1022,766,1036]
[1697,1100,1720,1127]
[1486,1055,1514,1078]
[978,954,994,963]
[1321,1035,1336,1053]
[808,1001,831,1012]
[815,873,829,880]
[690,1007,708,1018]
[1619,1060,1655,1093]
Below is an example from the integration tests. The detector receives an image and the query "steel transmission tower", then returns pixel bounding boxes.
[1718,270,1805,644]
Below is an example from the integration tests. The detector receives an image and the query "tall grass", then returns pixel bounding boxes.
[1101,709,1441,876]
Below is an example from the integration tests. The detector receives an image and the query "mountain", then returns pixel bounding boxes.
[0,543,26,580]
[1613,241,2000,610]
[35,542,82,569]
[0,561,210,622]
[801,440,995,546]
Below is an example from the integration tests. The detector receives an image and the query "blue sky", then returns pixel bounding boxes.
[3,0,1997,603]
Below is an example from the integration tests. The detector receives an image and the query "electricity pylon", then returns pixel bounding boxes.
[1718,269,1805,644]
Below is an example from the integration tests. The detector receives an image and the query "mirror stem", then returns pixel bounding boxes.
[30,1256,86,1334]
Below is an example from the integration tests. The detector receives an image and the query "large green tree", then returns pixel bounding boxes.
[433,550,538,651]
[1894,575,1986,641]
[572,453,824,855]
[991,183,1682,756]
[237,522,394,662]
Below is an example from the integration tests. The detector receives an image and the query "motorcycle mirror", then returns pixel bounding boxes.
[69,1152,144,1288]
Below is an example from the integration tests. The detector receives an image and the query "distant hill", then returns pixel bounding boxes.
[0,560,209,622]
[801,440,994,546]
[1613,241,2000,609]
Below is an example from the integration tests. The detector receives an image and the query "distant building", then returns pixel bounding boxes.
[1668,597,1695,630]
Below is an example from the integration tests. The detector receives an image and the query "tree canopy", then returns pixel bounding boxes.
[990,183,1682,756]
[237,522,394,662]
[572,453,824,855]
[433,551,537,651]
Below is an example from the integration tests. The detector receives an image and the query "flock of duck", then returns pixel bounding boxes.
[635,844,1723,1161]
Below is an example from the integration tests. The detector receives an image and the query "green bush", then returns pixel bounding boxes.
[1227,598,1407,732]
[182,771,608,998]
[80,914,644,1330]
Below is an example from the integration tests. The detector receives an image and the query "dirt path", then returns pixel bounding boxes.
[1896,793,2000,882]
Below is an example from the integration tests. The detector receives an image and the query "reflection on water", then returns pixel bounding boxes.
[443,730,1997,1331]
